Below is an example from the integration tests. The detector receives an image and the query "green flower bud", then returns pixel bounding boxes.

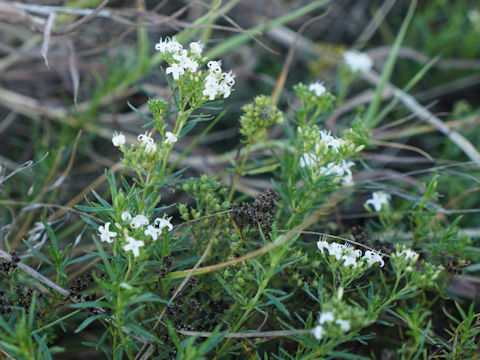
[148,98,169,122]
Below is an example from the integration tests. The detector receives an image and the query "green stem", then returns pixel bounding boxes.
[228,143,252,201]
[214,261,279,359]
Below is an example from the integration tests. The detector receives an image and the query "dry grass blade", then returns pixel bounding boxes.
[271,8,332,105]
[66,39,79,106]
[177,328,312,338]
[363,70,480,168]
[41,12,56,68]
[369,139,434,161]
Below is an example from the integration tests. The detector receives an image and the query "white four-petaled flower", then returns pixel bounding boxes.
[319,130,343,152]
[154,37,169,52]
[222,70,236,86]
[166,63,185,80]
[319,160,355,185]
[365,191,391,212]
[396,248,419,262]
[144,225,162,241]
[166,37,182,53]
[130,214,149,229]
[189,41,204,56]
[364,250,385,267]
[154,214,173,231]
[335,319,351,332]
[343,50,374,73]
[207,60,222,73]
[319,311,335,324]
[123,237,144,257]
[98,222,116,243]
[309,82,326,97]
[138,132,157,153]
[312,325,324,340]
[165,132,178,144]
[112,132,125,147]
[121,211,132,222]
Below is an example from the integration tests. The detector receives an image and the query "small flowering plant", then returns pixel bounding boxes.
[2,32,473,360]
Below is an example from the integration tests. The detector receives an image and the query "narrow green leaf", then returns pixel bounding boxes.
[74,314,107,333]
[364,0,417,128]
[22,239,53,266]
[127,101,152,123]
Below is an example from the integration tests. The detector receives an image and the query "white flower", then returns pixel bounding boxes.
[317,239,330,253]
[364,250,385,267]
[166,63,185,80]
[154,214,173,231]
[130,214,149,229]
[342,255,357,268]
[138,132,157,153]
[335,319,351,332]
[319,160,355,185]
[98,222,116,243]
[166,37,183,53]
[138,132,154,145]
[165,132,178,144]
[173,50,199,72]
[219,82,232,98]
[185,57,199,72]
[319,130,343,152]
[312,325,324,340]
[299,152,316,168]
[123,237,144,257]
[189,41,204,56]
[319,311,335,324]
[112,132,125,147]
[318,240,364,268]
[154,38,169,53]
[395,248,419,262]
[205,72,220,85]
[343,50,373,73]
[207,60,222,73]
[203,84,218,100]
[144,225,162,241]
[309,82,326,97]
[155,37,183,53]
[222,70,236,86]
[328,242,346,260]
[365,191,391,212]
[121,211,132,222]
[343,244,362,259]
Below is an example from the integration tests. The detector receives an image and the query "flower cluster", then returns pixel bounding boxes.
[299,129,356,185]
[293,82,335,115]
[97,211,174,258]
[365,191,391,212]
[155,37,199,80]
[112,131,177,151]
[312,310,352,340]
[317,238,385,268]
[343,50,374,73]
[154,37,236,101]
[203,62,236,100]
[393,247,419,263]
[111,129,178,173]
